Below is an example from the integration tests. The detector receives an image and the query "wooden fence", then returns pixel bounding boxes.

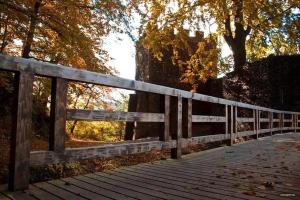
[0,54,299,191]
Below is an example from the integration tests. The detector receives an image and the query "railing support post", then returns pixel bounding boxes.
[253,109,256,136]
[162,95,170,141]
[171,96,182,159]
[49,78,67,152]
[187,98,192,138]
[269,112,273,135]
[230,105,234,146]
[9,71,34,191]
[281,113,284,134]
[225,105,228,137]
[293,114,297,133]
[256,110,260,139]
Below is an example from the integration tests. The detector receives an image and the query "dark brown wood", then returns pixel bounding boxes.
[187,99,192,138]
[171,96,182,159]
[49,78,67,152]
[269,112,273,135]
[1,54,299,115]
[230,105,234,146]
[9,71,34,191]
[162,95,170,141]
[225,105,228,136]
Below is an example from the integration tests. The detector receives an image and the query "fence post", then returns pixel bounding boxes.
[255,110,258,139]
[281,113,284,134]
[162,95,170,141]
[171,96,182,159]
[269,112,273,135]
[9,71,34,191]
[49,78,67,152]
[294,114,297,133]
[187,98,192,138]
[253,109,256,136]
[225,105,228,137]
[230,105,234,146]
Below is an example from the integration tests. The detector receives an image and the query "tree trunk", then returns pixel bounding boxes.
[22,0,41,58]
[223,0,251,71]
[230,35,247,70]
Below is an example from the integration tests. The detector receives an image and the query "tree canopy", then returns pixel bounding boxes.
[0,0,130,73]
[130,0,300,80]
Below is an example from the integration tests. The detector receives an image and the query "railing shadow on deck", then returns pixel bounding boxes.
[0,54,299,191]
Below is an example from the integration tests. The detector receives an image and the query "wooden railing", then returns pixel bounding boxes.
[0,54,299,191]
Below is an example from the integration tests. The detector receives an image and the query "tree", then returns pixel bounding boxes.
[130,0,300,72]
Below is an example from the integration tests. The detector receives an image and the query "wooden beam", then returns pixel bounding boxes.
[259,118,270,122]
[171,96,182,159]
[9,72,34,191]
[31,140,176,166]
[187,99,192,138]
[236,117,254,123]
[49,78,67,152]
[253,110,256,136]
[230,106,234,146]
[234,106,237,138]
[192,115,226,123]
[162,95,170,141]
[1,54,300,115]
[225,105,228,136]
[270,112,273,135]
[67,109,165,122]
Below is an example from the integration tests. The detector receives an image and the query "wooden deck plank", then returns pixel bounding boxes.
[97,172,218,200]
[34,182,87,200]
[4,132,300,200]
[48,179,112,200]
[26,185,61,200]
[85,173,186,200]
[62,177,135,200]
[74,175,157,200]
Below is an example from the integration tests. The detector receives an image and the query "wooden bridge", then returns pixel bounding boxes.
[0,54,299,199]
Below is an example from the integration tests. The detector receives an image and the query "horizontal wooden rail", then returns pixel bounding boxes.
[236,117,254,123]
[192,115,226,123]
[0,54,300,191]
[0,54,298,114]
[67,109,164,122]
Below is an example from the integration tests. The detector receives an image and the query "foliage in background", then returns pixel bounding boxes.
[129,0,300,82]
[66,91,129,141]
[0,0,132,141]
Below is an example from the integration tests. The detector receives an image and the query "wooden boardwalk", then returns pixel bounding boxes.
[1,132,300,200]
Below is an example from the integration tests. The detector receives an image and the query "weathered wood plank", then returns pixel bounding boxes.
[62,177,136,200]
[230,106,234,146]
[49,78,67,152]
[9,72,33,191]
[236,117,254,123]
[259,118,269,122]
[182,134,230,147]
[192,115,226,123]
[67,109,165,122]
[162,95,170,141]
[30,140,176,166]
[171,96,182,159]
[33,182,86,200]
[27,185,61,200]
[72,176,155,200]
[225,105,228,136]
[2,54,299,115]
[187,98,192,138]
[48,179,112,200]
